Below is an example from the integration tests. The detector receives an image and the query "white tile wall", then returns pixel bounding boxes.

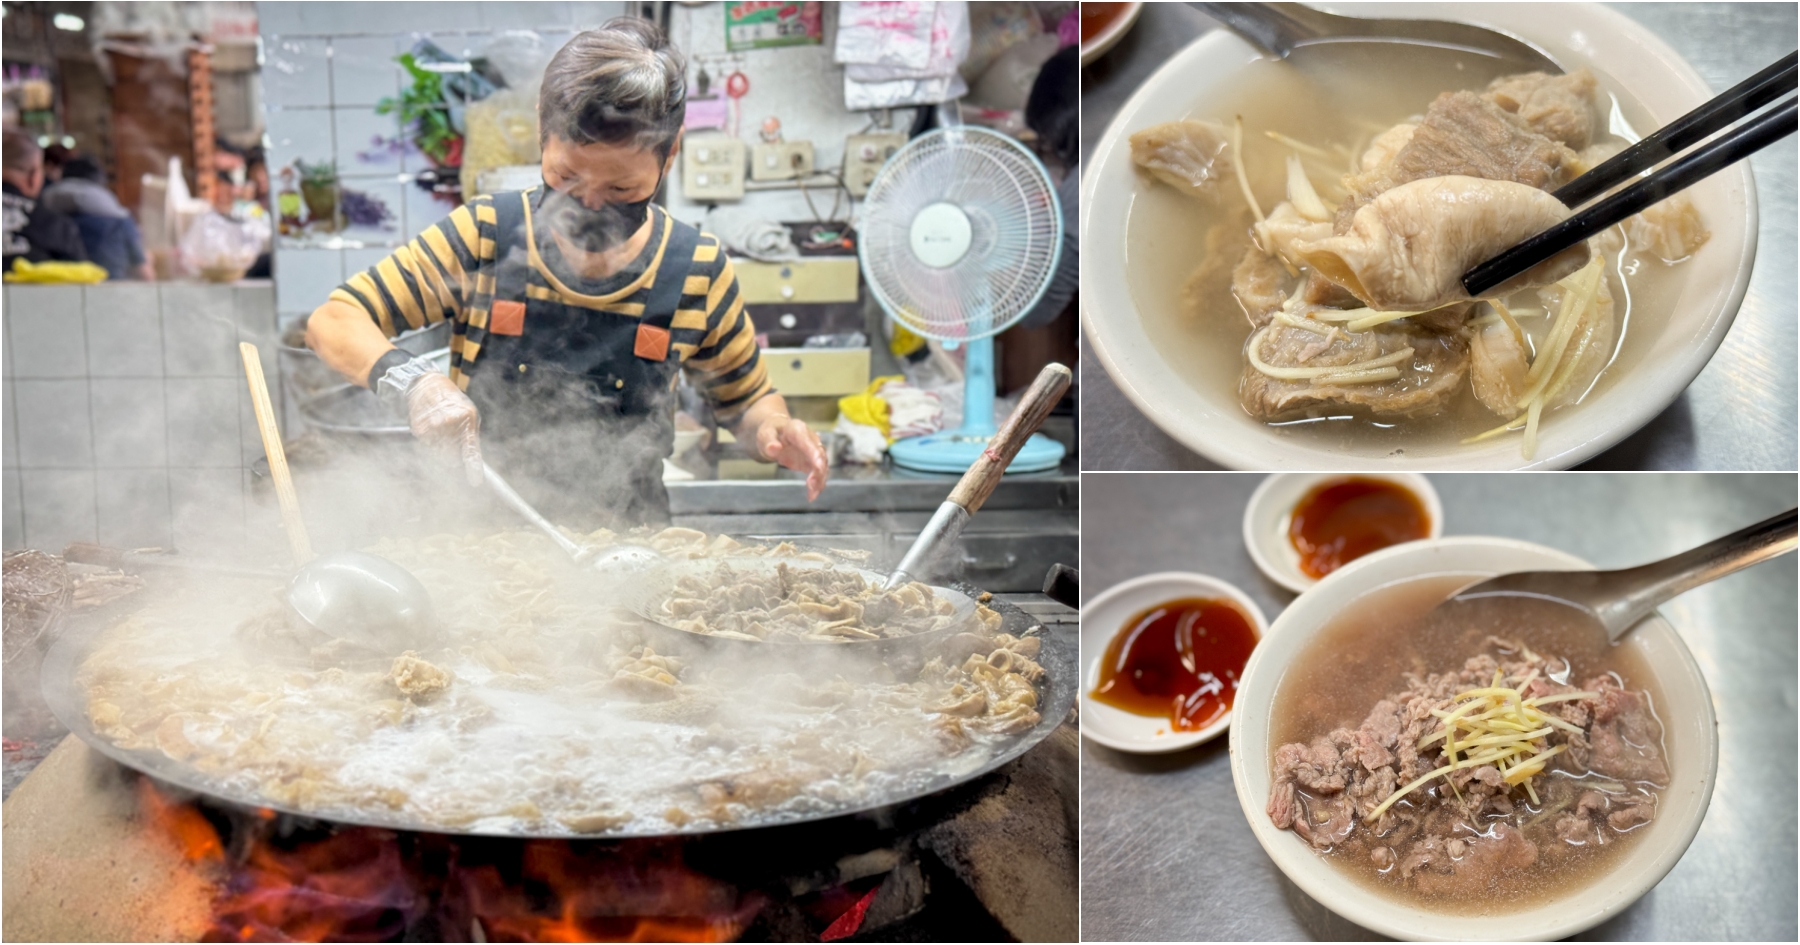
[90,379,168,468]
[2,468,22,549]
[329,35,404,108]
[2,377,16,469]
[85,283,164,377]
[161,284,243,377]
[236,284,281,345]
[95,468,174,549]
[263,36,333,108]
[7,290,89,377]
[274,246,345,315]
[19,469,97,550]
[170,467,247,556]
[3,282,282,552]
[479,2,575,29]
[266,106,336,179]
[13,379,93,467]
[165,378,245,467]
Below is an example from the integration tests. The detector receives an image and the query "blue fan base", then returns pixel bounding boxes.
[888,430,1067,474]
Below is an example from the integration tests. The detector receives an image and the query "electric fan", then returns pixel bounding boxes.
[857,125,1066,473]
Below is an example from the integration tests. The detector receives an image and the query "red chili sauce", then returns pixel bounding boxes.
[1080,2,1130,43]
[1288,477,1431,579]
[1090,597,1257,732]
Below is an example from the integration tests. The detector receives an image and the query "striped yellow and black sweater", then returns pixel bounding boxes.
[330,194,772,421]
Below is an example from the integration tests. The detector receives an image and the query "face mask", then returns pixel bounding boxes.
[539,175,658,254]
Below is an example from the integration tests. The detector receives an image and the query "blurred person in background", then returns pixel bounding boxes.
[304,18,829,531]
[39,156,153,280]
[212,137,251,216]
[2,129,88,270]
[41,142,72,184]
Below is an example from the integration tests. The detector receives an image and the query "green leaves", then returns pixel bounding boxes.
[377,53,463,166]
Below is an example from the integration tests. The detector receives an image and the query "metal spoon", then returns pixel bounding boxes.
[1187,2,1563,74]
[481,462,662,574]
[887,363,1073,588]
[1442,509,1797,644]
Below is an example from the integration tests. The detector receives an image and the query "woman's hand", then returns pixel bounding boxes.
[406,373,485,486]
[754,413,830,501]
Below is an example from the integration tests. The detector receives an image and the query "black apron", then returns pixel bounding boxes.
[466,190,699,532]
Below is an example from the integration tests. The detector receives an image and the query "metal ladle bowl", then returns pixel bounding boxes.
[287,551,435,650]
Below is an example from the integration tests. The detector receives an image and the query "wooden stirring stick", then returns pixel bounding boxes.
[239,342,312,566]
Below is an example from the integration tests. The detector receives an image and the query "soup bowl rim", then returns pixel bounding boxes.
[1079,570,1268,754]
[1228,535,1719,940]
[1242,472,1445,594]
[1078,1,1143,67]
[1078,2,1759,470]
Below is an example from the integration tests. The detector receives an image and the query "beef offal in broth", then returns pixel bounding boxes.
[1123,43,1699,460]
[1268,574,1669,912]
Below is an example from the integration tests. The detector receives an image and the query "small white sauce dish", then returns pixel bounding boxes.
[1229,536,1718,940]
[1079,571,1268,754]
[1242,472,1444,594]
[1079,2,1142,67]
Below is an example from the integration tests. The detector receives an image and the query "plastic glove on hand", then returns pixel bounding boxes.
[406,373,484,486]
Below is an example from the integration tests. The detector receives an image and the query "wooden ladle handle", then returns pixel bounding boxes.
[947,362,1072,514]
[240,342,312,566]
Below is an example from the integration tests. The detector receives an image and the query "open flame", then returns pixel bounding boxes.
[135,781,762,942]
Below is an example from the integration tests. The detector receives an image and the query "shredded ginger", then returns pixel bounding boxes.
[1365,669,1596,822]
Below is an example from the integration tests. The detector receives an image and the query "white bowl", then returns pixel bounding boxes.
[1228,537,1719,940]
[1080,571,1268,754]
[1079,2,1757,470]
[1242,472,1444,593]
[1079,2,1142,67]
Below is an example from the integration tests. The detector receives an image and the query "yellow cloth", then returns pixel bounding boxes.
[889,323,926,357]
[5,258,108,283]
[837,374,906,441]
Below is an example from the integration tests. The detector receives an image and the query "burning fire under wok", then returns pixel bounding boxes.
[137,778,767,943]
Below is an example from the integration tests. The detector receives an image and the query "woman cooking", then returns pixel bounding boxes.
[306,19,829,530]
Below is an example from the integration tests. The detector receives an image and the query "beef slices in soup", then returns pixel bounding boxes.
[1267,577,1670,911]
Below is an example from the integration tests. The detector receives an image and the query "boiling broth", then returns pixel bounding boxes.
[1123,43,1688,458]
[1270,573,1667,913]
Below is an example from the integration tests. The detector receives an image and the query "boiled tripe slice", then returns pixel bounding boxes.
[1296,175,1590,312]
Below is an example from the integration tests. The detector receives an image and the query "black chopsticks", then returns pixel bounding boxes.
[1463,51,1798,298]
[1553,51,1797,208]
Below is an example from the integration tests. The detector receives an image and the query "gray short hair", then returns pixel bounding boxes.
[2,129,42,175]
[540,17,686,157]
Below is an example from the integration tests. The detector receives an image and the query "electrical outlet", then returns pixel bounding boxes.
[751,140,814,181]
[841,132,908,196]
[682,134,746,201]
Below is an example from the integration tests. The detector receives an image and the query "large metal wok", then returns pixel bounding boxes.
[38,548,1075,840]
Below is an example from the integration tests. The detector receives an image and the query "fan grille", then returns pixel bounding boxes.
[858,127,1063,341]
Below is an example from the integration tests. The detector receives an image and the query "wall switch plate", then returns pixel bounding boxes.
[751,140,815,181]
[682,134,747,201]
[842,132,908,196]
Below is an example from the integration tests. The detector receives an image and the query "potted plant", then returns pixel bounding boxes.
[294,159,341,233]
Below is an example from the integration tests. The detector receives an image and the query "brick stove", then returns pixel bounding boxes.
[3,718,1075,943]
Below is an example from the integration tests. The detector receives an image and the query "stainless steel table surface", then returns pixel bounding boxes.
[1077,473,1797,941]
[1077,3,1798,472]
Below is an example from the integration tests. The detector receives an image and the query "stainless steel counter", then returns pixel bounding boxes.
[1077,2,1798,472]
[672,462,1078,593]
[1078,473,1797,940]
